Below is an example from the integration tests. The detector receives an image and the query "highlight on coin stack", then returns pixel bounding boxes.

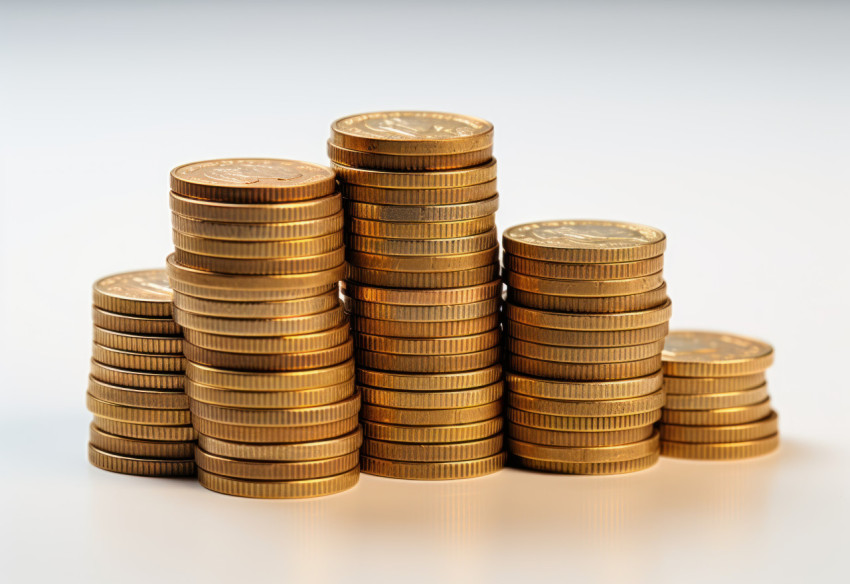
[166,159,360,498]
[660,331,779,460]
[329,112,506,480]
[87,270,195,477]
[501,220,671,474]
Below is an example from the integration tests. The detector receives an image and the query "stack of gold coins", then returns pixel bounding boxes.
[502,220,671,474]
[87,269,195,477]
[329,112,506,480]
[166,159,360,498]
[660,331,779,460]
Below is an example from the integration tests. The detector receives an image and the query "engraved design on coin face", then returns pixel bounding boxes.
[173,159,333,187]
[95,270,172,301]
[505,220,665,250]
[662,331,773,363]
[335,112,491,141]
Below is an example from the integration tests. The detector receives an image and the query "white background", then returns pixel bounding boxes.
[1,1,848,582]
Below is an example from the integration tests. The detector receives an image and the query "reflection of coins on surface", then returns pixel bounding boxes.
[660,434,779,460]
[659,411,778,444]
[197,468,359,498]
[88,444,194,477]
[360,452,506,480]
[93,269,173,317]
[662,331,774,377]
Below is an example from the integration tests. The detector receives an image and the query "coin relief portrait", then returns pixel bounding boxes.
[662,332,773,362]
[174,160,333,187]
[507,221,664,249]
[339,112,491,140]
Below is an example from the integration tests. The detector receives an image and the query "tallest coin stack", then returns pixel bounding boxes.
[329,112,507,480]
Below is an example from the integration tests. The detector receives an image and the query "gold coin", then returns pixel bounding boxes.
[189,392,361,427]
[507,285,668,314]
[92,269,173,317]
[88,444,195,477]
[90,360,184,390]
[346,228,498,256]
[348,216,495,239]
[362,418,503,444]
[361,400,502,426]
[347,264,499,289]
[659,411,779,444]
[182,323,350,354]
[91,343,186,372]
[505,338,665,364]
[171,211,344,242]
[663,372,767,395]
[363,435,503,462]
[196,448,358,480]
[186,378,354,409]
[91,307,181,336]
[664,383,769,410]
[328,141,492,171]
[193,415,359,443]
[361,382,503,409]
[197,467,358,498]
[87,377,188,410]
[343,296,499,321]
[172,290,339,319]
[87,393,191,425]
[186,359,354,391]
[509,389,665,417]
[504,270,665,298]
[168,277,336,303]
[353,330,499,356]
[355,347,500,373]
[503,254,664,280]
[350,313,499,338]
[345,196,498,223]
[505,299,673,331]
[92,416,196,441]
[172,303,344,337]
[92,327,183,354]
[661,398,772,426]
[197,428,362,461]
[169,190,341,223]
[340,180,497,206]
[173,230,344,259]
[509,431,659,463]
[507,354,662,381]
[342,279,501,305]
[347,247,498,272]
[361,452,505,480]
[509,423,654,447]
[505,321,669,348]
[174,247,345,276]
[330,111,494,155]
[661,434,779,460]
[357,365,502,391]
[507,406,661,431]
[506,371,663,401]
[503,220,666,263]
[662,331,774,377]
[170,159,335,203]
[332,159,497,189]
[89,424,194,459]
[514,452,659,475]
[184,339,353,371]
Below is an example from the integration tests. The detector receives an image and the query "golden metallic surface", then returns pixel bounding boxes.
[172,304,344,337]
[361,400,502,426]
[87,377,188,410]
[509,430,659,463]
[662,330,775,377]
[659,411,779,444]
[197,468,359,498]
[92,327,183,354]
[87,393,191,425]
[360,452,505,480]
[173,230,344,259]
[197,428,362,461]
[196,448,358,481]
[661,434,779,460]
[504,270,665,298]
[507,407,661,431]
[342,280,501,305]
[89,424,194,459]
[174,247,345,276]
[507,285,668,314]
[347,246,498,272]
[363,435,503,462]
[505,299,673,331]
[514,452,659,475]
[186,378,354,409]
[183,339,353,371]
[88,444,195,477]
[663,372,767,395]
[183,323,350,354]
[355,346,500,373]
[189,392,361,427]
[506,371,663,401]
[90,360,184,390]
[353,330,499,356]
[170,159,335,203]
[505,321,669,348]
[344,297,499,321]
[508,354,662,381]
[346,228,498,256]
[91,343,186,372]
[92,269,173,317]
[509,389,665,417]
[361,382,503,409]
[664,383,769,410]
[172,290,338,319]
[169,191,341,223]
[330,111,494,155]
[91,307,181,336]
[172,211,344,242]
[92,416,196,442]
[347,264,499,289]
[357,365,502,391]
[350,313,499,338]
[194,415,359,443]
[332,159,497,189]
[348,216,495,239]
[345,196,498,223]
[186,359,355,391]
[505,338,665,364]
[362,418,503,444]
[328,141,492,171]
[503,254,664,281]
[661,398,773,426]
[168,278,336,303]
[503,220,666,263]
[340,180,497,205]
[508,423,654,447]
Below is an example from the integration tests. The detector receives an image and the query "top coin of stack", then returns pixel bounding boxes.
[166,159,361,499]
[329,112,506,480]
[502,220,671,475]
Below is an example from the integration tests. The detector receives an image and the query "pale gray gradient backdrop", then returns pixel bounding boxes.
[1,1,848,583]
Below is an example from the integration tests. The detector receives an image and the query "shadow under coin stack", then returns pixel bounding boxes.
[329,111,506,480]
[501,220,672,474]
[87,270,194,477]
[166,159,360,498]
[660,331,779,460]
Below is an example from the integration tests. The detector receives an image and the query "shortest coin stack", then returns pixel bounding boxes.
[660,331,779,460]
[87,269,195,477]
